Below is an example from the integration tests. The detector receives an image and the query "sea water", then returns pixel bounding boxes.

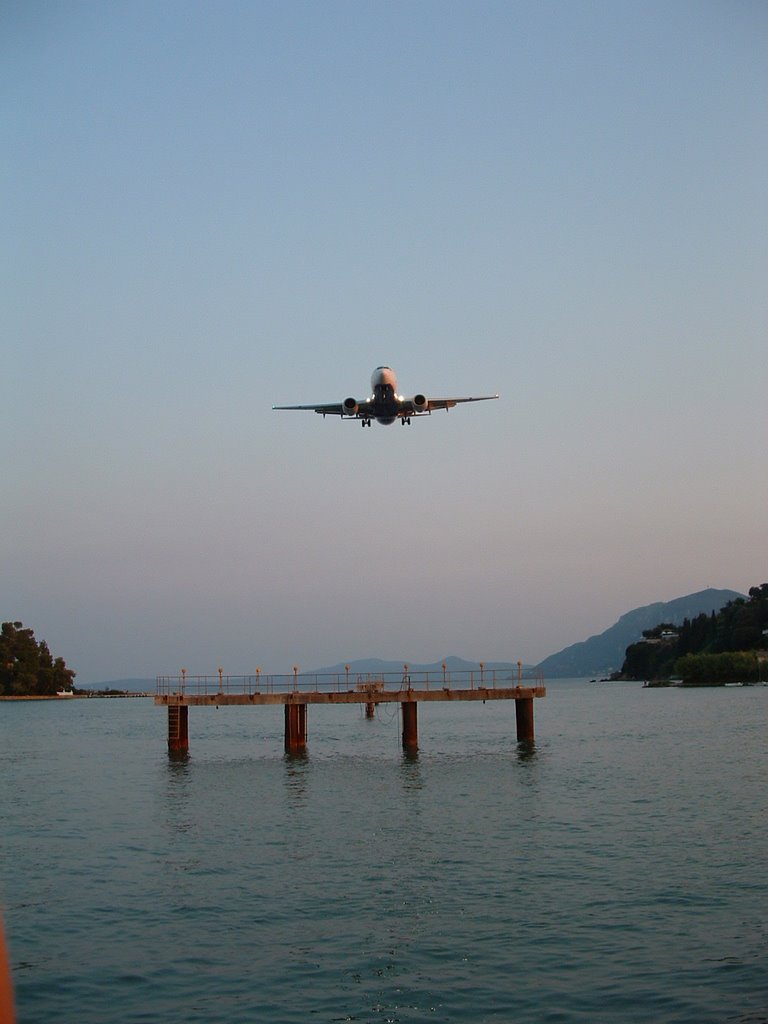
[1,680,767,1023]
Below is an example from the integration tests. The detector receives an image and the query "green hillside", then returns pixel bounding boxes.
[619,584,768,683]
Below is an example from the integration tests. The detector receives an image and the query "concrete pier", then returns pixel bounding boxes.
[156,669,545,755]
[284,702,307,754]
[167,703,189,753]
[515,696,535,742]
[356,680,383,719]
[401,701,418,751]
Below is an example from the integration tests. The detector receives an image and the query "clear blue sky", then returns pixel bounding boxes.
[3,1,766,682]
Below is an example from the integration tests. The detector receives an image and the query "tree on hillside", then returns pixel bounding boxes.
[0,622,76,696]
[618,584,768,681]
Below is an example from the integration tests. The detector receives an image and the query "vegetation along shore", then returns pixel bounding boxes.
[615,584,768,686]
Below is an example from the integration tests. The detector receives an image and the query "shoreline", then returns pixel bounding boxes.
[0,693,153,701]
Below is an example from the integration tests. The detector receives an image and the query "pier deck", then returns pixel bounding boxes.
[155,669,546,753]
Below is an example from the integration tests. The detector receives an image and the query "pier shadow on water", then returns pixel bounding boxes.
[516,739,537,763]
[399,750,423,791]
[283,751,310,802]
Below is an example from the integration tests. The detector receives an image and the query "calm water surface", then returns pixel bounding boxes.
[2,681,768,1023]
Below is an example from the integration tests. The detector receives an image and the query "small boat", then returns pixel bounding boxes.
[56,689,75,697]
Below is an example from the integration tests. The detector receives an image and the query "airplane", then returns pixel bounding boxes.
[273,365,499,427]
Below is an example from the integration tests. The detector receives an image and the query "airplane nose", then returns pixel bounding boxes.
[371,366,396,391]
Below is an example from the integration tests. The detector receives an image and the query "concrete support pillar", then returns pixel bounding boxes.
[365,701,376,719]
[168,704,189,753]
[515,696,534,742]
[401,701,418,751]
[284,702,307,754]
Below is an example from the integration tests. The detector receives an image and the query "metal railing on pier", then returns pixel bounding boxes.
[156,666,544,698]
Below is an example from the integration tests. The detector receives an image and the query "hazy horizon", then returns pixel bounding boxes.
[4,3,766,684]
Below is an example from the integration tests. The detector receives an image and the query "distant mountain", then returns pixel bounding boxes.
[85,591,743,687]
[535,588,744,679]
[308,655,531,677]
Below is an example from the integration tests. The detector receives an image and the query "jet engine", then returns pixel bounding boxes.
[342,397,359,416]
[412,394,429,413]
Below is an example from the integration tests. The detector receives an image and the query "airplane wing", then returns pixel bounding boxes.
[272,400,376,418]
[272,402,344,415]
[403,394,499,414]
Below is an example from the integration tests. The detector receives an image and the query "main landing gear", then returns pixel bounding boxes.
[361,418,372,427]
[401,417,411,426]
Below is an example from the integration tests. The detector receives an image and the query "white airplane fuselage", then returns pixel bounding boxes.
[367,365,400,425]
